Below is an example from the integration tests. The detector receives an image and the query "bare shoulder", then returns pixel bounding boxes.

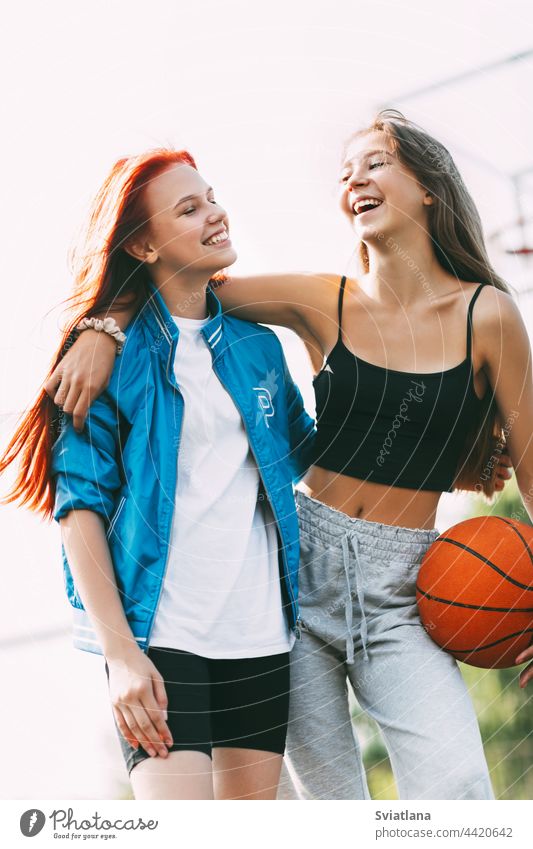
[296,272,359,332]
[276,272,360,369]
[283,271,349,312]
[473,284,522,331]
[470,284,530,367]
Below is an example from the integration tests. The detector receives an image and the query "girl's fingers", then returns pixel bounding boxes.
[72,388,91,433]
[515,647,533,664]
[54,377,71,407]
[107,664,171,758]
[112,706,139,750]
[519,662,533,688]
[57,380,81,417]
[44,370,63,400]
[150,675,173,746]
[120,704,160,756]
[129,701,170,758]
[494,452,513,480]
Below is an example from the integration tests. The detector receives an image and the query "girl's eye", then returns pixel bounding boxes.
[184,198,217,213]
[339,175,350,184]
[369,160,386,170]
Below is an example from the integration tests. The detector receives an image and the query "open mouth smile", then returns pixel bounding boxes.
[352,197,384,216]
[202,228,230,246]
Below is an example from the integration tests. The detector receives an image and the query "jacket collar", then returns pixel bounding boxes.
[142,281,224,357]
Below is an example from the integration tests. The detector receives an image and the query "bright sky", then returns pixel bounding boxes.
[1,0,532,799]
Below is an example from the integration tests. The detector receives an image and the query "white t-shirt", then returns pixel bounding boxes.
[149,313,294,658]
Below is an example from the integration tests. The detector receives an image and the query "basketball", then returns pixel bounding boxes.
[416,516,533,668]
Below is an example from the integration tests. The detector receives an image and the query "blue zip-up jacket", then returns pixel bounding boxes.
[51,282,316,656]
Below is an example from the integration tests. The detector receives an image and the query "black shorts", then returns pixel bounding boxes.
[104,647,290,776]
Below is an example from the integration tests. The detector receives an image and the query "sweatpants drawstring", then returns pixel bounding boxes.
[341,531,369,664]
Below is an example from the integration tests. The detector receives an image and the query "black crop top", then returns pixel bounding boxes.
[312,277,489,492]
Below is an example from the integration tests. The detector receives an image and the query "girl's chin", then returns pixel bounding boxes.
[355,226,386,242]
[207,246,238,268]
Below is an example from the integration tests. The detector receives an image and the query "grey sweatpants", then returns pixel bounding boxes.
[277,490,494,800]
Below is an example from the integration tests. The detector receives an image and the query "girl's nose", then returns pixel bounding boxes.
[207,203,227,222]
[347,172,369,190]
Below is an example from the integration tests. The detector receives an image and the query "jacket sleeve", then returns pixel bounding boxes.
[50,395,122,523]
[281,353,317,483]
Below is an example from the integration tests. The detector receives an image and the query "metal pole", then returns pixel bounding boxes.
[380,48,533,106]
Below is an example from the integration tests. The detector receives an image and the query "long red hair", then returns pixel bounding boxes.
[0,148,197,519]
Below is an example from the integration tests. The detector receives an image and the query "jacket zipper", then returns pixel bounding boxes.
[211,358,301,637]
[145,334,183,651]
[145,321,301,646]
[264,489,301,638]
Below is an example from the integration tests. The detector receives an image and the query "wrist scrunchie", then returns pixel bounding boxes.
[76,317,126,354]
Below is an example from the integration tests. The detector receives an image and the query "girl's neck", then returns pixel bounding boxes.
[363,232,446,307]
[150,268,211,319]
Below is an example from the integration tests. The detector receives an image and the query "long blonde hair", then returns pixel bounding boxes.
[345,110,510,498]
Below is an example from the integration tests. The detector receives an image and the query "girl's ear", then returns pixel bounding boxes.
[124,238,158,264]
[423,192,434,206]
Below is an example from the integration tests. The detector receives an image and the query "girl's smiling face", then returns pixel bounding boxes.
[339,130,433,244]
[129,162,237,277]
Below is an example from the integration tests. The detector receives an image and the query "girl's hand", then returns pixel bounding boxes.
[44,330,117,432]
[494,452,513,491]
[106,651,173,757]
[515,646,533,688]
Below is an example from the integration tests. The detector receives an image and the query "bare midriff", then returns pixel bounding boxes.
[300,464,443,530]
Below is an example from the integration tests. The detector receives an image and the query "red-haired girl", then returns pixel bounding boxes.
[1,150,315,799]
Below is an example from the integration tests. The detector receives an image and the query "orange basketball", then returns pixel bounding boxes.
[416,516,533,668]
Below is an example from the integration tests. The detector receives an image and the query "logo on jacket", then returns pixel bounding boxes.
[253,369,279,428]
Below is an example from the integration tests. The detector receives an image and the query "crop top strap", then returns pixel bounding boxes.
[466,283,486,360]
[337,276,347,341]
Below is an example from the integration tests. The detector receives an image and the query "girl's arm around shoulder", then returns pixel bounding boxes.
[219,271,352,340]
[44,272,356,431]
[44,300,141,432]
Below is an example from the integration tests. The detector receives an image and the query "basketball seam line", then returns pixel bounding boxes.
[415,586,533,613]
[443,627,533,654]
[437,537,533,591]
[495,516,533,567]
